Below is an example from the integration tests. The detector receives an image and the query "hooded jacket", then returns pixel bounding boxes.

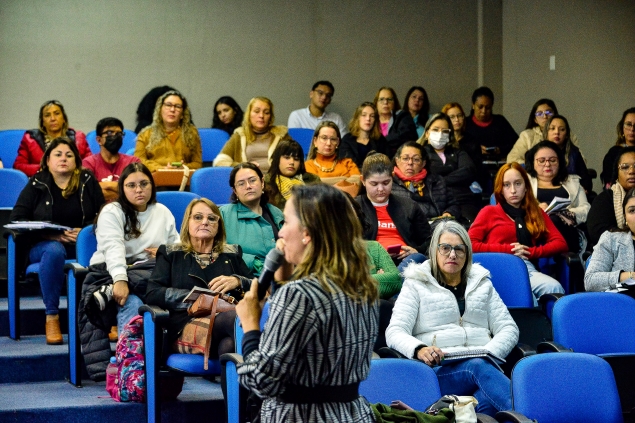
[386,260,518,360]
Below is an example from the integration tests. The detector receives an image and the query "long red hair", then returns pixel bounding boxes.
[493,163,547,242]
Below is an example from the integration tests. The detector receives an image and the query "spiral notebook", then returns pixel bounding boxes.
[438,349,505,372]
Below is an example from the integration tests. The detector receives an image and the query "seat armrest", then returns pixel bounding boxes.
[220,352,244,367]
[536,341,571,353]
[377,347,407,359]
[495,410,536,423]
[139,305,170,324]
[476,413,499,423]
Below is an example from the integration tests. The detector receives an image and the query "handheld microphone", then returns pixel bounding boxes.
[257,248,285,300]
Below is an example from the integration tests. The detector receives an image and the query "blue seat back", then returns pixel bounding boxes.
[190,167,233,206]
[85,129,137,155]
[0,129,26,168]
[287,128,314,158]
[511,353,623,423]
[585,253,592,269]
[0,169,28,208]
[236,301,270,355]
[156,191,200,231]
[198,128,230,163]
[472,253,534,308]
[76,224,97,267]
[552,292,635,354]
[360,358,441,411]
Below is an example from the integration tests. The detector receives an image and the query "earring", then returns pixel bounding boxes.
[302,238,307,244]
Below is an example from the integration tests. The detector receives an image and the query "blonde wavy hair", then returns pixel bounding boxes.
[241,97,276,144]
[144,90,199,151]
[178,198,227,256]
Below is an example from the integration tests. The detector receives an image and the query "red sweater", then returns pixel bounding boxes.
[468,204,567,260]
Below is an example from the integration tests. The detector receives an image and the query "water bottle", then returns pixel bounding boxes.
[106,356,118,396]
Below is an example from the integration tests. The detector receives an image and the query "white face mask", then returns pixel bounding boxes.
[428,131,450,149]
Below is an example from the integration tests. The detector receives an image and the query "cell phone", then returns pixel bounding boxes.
[171,162,183,167]
[386,244,402,255]
[485,147,497,153]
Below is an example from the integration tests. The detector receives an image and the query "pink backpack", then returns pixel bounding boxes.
[106,315,146,402]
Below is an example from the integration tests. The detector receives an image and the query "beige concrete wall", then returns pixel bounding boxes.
[502,0,635,191]
[0,0,493,137]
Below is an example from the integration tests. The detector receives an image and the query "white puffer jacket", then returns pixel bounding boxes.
[386,261,519,360]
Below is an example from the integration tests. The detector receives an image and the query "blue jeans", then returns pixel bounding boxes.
[434,358,511,417]
[397,253,427,274]
[29,241,67,315]
[117,293,143,334]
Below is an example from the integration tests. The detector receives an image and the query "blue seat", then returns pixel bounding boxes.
[85,129,137,155]
[359,358,441,411]
[496,353,623,423]
[0,169,28,208]
[0,129,27,168]
[65,225,98,387]
[198,128,230,165]
[156,191,199,230]
[472,253,534,308]
[287,128,314,158]
[472,253,553,376]
[542,292,635,418]
[190,167,233,206]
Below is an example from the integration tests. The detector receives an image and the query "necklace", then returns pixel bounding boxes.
[312,157,338,173]
[193,251,214,268]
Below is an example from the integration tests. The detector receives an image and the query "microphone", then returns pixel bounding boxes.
[257,248,285,300]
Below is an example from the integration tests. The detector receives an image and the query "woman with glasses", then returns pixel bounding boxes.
[11,138,105,344]
[417,113,480,223]
[356,153,430,269]
[80,163,178,361]
[134,90,202,172]
[220,162,283,276]
[525,142,590,253]
[339,102,387,169]
[391,142,460,221]
[601,107,635,188]
[469,163,568,300]
[403,86,430,138]
[305,121,361,196]
[146,197,252,363]
[588,146,635,247]
[374,87,418,158]
[441,102,482,168]
[214,97,291,172]
[386,220,519,417]
[14,100,92,177]
[464,86,517,162]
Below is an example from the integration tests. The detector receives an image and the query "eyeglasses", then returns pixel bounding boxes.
[313,89,333,99]
[430,129,451,135]
[619,163,635,172]
[101,130,123,137]
[398,155,423,164]
[448,114,464,121]
[378,97,394,103]
[235,176,260,189]
[535,157,558,165]
[438,243,467,258]
[163,102,183,111]
[535,110,554,118]
[191,214,220,223]
[317,135,339,144]
[124,180,152,190]
[624,122,635,131]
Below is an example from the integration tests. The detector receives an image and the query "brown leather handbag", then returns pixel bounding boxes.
[180,292,237,370]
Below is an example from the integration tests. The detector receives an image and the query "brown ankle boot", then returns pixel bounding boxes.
[45,314,63,345]
[108,326,119,343]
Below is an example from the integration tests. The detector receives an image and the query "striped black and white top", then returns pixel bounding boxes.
[238,276,379,423]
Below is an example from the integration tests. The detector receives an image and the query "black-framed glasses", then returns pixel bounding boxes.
[438,243,467,258]
[535,157,558,165]
[398,155,423,164]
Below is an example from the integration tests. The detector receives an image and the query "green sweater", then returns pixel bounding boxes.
[367,240,402,299]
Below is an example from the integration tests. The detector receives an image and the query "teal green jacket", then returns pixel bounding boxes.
[220,202,284,276]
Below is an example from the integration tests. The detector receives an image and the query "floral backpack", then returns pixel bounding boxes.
[106,315,146,402]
